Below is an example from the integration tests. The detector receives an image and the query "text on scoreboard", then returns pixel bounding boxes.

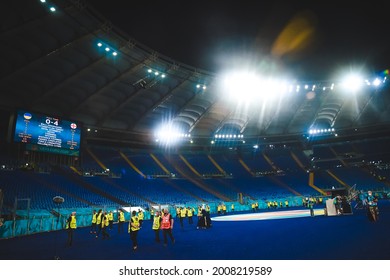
[13,110,81,152]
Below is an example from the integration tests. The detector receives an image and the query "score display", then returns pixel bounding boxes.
[13,110,81,156]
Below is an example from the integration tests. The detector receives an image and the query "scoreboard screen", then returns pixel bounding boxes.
[13,110,81,155]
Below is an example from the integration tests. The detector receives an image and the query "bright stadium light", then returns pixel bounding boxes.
[224,71,262,100]
[222,70,287,103]
[341,73,365,93]
[307,126,336,137]
[372,78,382,87]
[154,124,188,145]
[96,42,118,57]
[196,84,207,92]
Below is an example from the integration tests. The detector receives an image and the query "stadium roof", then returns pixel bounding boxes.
[1,0,389,148]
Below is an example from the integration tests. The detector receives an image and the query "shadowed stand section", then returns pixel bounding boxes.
[52,195,64,260]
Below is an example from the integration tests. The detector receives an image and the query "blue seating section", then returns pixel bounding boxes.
[329,167,388,190]
[311,170,340,189]
[210,153,251,177]
[1,137,390,214]
[182,153,220,176]
[0,170,88,210]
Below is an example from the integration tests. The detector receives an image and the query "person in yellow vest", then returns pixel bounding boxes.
[150,208,154,221]
[179,207,186,228]
[222,204,227,215]
[95,209,103,238]
[285,200,289,207]
[138,209,144,228]
[161,208,175,246]
[251,202,256,212]
[129,210,140,250]
[118,209,125,233]
[231,203,235,212]
[66,211,77,246]
[101,212,110,239]
[108,210,114,230]
[255,201,259,211]
[152,211,162,242]
[197,206,203,221]
[308,197,315,217]
[90,209,97,234]
[176,207,180,219]
[187,207,193,224]
[302,197,307,207]
[217,204,222,215]
[205,204,210,213]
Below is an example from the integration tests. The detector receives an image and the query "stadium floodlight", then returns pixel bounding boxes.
[49,6,56,12]
[223,71,263,101]
[372,78,382,87]
[222,70,288,103]
[307,126,336,137]
[341,73,364,93]
[154,124,188,145]
[96,42,118,57]
[196,84,207,91]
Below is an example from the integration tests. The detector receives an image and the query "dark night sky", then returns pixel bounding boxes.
[86,0,390,81]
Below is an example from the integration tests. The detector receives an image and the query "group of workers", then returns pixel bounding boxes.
[65,190,380,248]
